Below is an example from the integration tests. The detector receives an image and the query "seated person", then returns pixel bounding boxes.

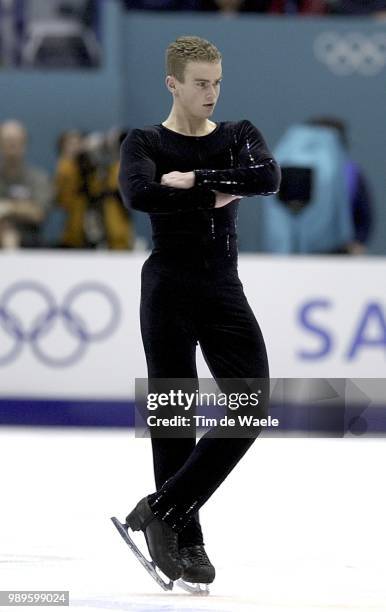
[0,120,53,249]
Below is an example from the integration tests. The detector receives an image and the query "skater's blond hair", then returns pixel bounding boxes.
[165,36,222,83]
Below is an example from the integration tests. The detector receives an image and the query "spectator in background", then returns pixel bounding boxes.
[55,129,89,248]
[326,0,386,16]
[269,0,327,13]
[260,118,372,255]
[55,128,134,250]
[200,0,272,13]
[57,129,83,160]
[300,0,328,13]
[0,119,53,249]
[121,0,201,10]
[122,0,328,13]
[260,122,350,254]
[120,0,386,13]
[307,117,373,254]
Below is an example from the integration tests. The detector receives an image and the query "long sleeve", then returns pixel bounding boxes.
[119,129,216,214]
[194,120,281,197]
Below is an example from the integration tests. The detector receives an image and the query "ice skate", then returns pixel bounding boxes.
[174,544,215,595]
[175,578,210,595]
[180,544,215,583]
[111,496,183,590]
[110,515,173,591]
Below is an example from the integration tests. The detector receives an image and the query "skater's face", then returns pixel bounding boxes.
[166,61,222,120]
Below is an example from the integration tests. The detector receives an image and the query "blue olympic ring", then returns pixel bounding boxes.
[0,281,121,368]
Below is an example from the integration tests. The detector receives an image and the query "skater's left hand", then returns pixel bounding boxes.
[160,171,195,189]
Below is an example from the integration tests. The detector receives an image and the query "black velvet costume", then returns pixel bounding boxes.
[119,119,281,546]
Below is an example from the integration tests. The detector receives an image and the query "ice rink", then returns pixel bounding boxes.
[1,427,386,612]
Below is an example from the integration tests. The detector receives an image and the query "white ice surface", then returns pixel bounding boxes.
[1,428,385,612]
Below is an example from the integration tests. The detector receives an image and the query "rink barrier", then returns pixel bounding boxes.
[0,399,135,427]
[1,398,386,436]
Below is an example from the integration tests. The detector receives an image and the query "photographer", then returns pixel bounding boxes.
[56,129,133,249]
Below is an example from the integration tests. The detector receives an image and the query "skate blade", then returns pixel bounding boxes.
[110,516,174,591]
[175,578,210,596]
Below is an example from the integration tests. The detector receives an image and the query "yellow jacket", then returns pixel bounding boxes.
[55,157,134,249]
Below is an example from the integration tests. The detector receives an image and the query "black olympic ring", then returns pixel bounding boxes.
[0,281,121,367]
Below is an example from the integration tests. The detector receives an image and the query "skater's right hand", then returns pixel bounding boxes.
[213,191,243,208]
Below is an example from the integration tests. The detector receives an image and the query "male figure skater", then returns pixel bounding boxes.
[117,36,281,587]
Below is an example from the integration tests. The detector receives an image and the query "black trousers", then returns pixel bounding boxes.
[139,236,269,546]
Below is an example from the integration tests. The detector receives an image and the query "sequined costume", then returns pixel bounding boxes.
[119,119,281,546]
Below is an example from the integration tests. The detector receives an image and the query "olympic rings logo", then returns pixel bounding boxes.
[314,32,386,76]
[0,281,121,367]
